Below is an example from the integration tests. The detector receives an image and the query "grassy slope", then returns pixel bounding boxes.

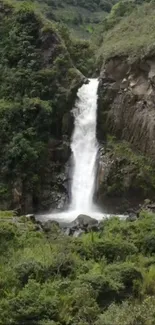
[99,2,155,61]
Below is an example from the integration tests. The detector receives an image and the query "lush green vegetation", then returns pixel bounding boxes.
[105,136,155,197]
[98,0,155,61]
[1,0,155,324]
[19,0,117,38]
[0,0,92,212]
[1,210,155,324]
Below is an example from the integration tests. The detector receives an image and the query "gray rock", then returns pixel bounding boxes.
[65,228,71,236]
[71,214,98,228]
[73,229,85,238]
[42,220,60,232]
[126,213,137,222]
[64,214,99,236]
[26,214,35,223]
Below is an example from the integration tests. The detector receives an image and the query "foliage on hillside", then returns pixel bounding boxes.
[105,136,155,197]
[1,211,155,324]
[0,0,90,212]
[58,24,96,75]
[98,1,155,61]
[15,0,118,38]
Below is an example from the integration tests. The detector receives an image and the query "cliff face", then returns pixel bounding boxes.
[98,54,155,158]
[94,1,155,213]
[96,54,155,212]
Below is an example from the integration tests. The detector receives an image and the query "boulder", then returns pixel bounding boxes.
[26,214,35,223]
[62,215,99,237]
[73,229,85,238]
[71,214,98,228]
[126,213,138,222]
[42,220,60,233]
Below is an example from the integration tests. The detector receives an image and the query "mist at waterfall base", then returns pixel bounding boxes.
[37,79,110,222]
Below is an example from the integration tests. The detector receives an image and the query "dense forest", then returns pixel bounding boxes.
[0,0,95,213]
[1,0,155,324]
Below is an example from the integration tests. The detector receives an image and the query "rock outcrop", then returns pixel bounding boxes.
[98,54,155,159]
[97,53,155,212]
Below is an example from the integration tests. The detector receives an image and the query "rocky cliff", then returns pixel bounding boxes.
[98,54,155,158]
[95,1,155,213]
[97,54,155,213]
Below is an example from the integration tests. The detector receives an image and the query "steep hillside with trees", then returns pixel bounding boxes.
[14,0,117,38]
[0,0,90,213]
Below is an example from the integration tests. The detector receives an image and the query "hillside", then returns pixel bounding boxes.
[98,1,155,61]
[0,0,91,213]
[14,0,118,38]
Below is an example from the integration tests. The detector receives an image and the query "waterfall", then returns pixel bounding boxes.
[36,78,104,222]
[36,77,125,222]
[70,78,99,213]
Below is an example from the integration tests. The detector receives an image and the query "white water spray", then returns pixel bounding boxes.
[36,78,126,222]
[70,78,99,213]
[36,78,107,222]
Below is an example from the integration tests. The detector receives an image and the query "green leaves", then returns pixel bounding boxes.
[1,211,155,324]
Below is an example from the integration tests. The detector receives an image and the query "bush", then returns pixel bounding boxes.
[78,273,123,307]
[95,297,155,325]
[0,279,61,325]
[105,263,143,298]
[91,237,137,262]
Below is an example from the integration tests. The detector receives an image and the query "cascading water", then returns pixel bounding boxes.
[70,78,99,213]
[37,78,105,222]
[36,77,125,222]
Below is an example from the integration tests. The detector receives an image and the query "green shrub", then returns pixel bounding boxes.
[92,238,138,262]
[78,272,123,307]
[95,297,155,325]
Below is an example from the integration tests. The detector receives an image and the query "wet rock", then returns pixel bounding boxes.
[42,220,60,233]
[126,213,138,222]
[34,224,43,232]
[65,228,71,236]
[50,140,71,163]
[71,214,98,228]
[26,214,35,223]
[73,229,85,238]
[64,215,99,236]
[138,200,155,215]
[60,214,100,237]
